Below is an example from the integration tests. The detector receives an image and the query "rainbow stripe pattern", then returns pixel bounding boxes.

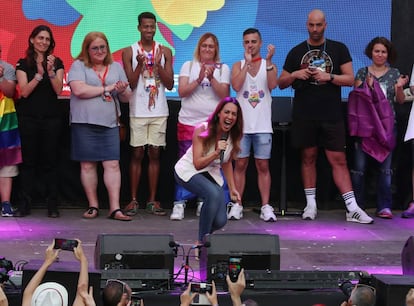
[0,92,22,168]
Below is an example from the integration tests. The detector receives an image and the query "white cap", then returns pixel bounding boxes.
[31,282,68,306]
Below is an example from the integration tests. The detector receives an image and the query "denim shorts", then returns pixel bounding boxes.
[238,133,272,159]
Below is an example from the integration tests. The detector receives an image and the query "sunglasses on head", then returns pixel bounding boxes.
[106,279,127,294]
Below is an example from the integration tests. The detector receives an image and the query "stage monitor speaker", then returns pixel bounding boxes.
[402,236,414,275]
[200,233,280,284]
[22,260,101,306]
[94,234,174,277]
[372,274,414,306]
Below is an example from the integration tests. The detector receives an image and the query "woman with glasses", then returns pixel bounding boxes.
[15,25,64,218]
[174,97,243,244]
[68,32,132,221]
[169,33,231,221]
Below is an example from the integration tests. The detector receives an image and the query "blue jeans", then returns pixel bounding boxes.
[350,141,393,211]
[174,171,227,241]
[175,140,230,204]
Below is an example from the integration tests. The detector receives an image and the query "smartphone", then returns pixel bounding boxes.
[190,282,213,294]
[53,238,78,251]
[131,297,142,306]
[228,256,242,282]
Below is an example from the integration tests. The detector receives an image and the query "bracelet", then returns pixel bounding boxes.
[34,73,43,82]
[266,65,274,71]
[49,72,56,79]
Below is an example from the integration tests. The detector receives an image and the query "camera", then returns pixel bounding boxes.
[54,238,78,251]
[190,282,213,294]
[339,280,354,298]
[0,257,13,284]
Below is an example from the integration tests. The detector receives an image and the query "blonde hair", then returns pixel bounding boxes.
[76,32,113,67]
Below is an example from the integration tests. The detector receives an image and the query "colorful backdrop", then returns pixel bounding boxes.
[1,0,391,97]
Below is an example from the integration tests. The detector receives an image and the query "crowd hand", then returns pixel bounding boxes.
[397,74,409,87]
[80,286,96,306]
[46,55,56,73]
[407,288,414,306]
[265,44,275,61]
[154,45,163,66]
[36,60,45,76]
[180,283,197,306]
[226,268,246,299]
[244,50,252,65]
[203,64,215,81]
[205,281,219,305]
[366,72,374,88]
[0,285,8,306]
[230,189,241,203]
[216,138,227,153]
[136,53,146,67]
[114,81,129,93]
[45,241,60,265]
[73,239,86,262]
[309,68,330,83]
[293,68,312,81]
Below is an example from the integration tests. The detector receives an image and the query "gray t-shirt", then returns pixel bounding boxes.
[0,60,16,81]
[68,60,128,128]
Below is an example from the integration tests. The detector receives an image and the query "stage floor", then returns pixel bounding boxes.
[1,205,412,273]
[2,205,414,305]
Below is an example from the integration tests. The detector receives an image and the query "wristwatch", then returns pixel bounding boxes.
[330,73,334,82]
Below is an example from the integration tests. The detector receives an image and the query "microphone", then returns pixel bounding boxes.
[191,241,211,249]
[219,132,229,163]
[169,241,180,248]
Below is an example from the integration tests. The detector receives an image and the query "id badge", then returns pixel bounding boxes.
[145,77,156,90]
[102,91,113,102]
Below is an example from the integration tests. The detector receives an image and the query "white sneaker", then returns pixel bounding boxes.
[346,207,374,224]
[302,205,317,220]
[170,202,185,220]
[227,202,243,220]
[196,201,203,217]
[260,204,277,222]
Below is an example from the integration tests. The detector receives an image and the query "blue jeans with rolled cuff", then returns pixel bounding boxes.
[174,171,227,242]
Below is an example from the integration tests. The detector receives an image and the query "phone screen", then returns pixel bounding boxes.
[54,238,78,251]
[228,257,242,282]
[190,283,212,294]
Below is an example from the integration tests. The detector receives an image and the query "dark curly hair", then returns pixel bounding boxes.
[364,36,397,64]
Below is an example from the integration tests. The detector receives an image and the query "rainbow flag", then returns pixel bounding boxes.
[0,92,22,168]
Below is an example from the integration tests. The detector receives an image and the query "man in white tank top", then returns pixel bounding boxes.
[229,28,278,222]
[122,12,174,216]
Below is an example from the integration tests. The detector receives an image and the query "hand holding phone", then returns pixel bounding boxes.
[190,282,213,294]
[228,257,242,282]
[53,238,78,251]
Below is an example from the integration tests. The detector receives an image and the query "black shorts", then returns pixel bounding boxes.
[291,119,346,152]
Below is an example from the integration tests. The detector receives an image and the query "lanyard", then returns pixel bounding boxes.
[139,41,156,74]
[93,65,109,86]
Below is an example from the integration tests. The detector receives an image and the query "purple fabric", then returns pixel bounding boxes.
[348,80,395,162]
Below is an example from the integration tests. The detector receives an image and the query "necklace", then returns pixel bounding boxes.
[307,40,326,53]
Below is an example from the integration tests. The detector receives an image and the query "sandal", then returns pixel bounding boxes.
[83,207,99,219]
[402,201,414,219]
[124,200,139,216]
[146,201,166,216]
[109,208,132,221]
